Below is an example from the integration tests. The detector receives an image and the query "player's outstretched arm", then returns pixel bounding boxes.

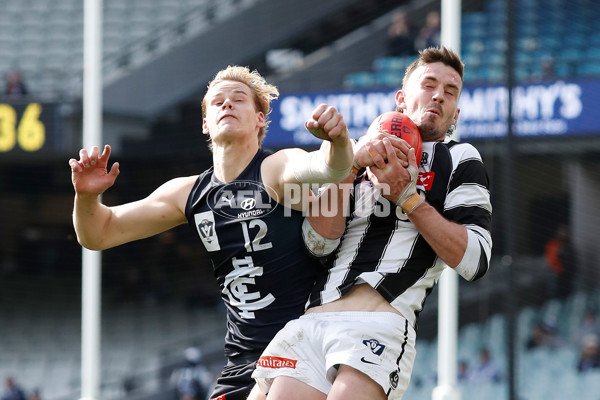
[262,104,353,211]
[69,145,194,250]
[303,103,354,174]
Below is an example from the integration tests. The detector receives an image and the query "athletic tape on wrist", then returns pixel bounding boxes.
[302,219,341,257]
[292,150,352,184]
[401,193,425,215]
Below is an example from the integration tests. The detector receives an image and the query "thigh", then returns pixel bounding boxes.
[252,318,330,395]
[323,312,416,400]
[266,376,327,400]
[210,361,256,400]
[328,365,387,400]
[246,384,266,400]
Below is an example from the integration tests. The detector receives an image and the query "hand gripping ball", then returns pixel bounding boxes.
[368,111,422,166]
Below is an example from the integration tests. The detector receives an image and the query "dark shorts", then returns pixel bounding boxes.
[209,357,259,400]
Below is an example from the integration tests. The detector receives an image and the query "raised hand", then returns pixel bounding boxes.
[367,138,415,204]
[305,104,349,145]
[354,131,411,171]
[69,145,120,197]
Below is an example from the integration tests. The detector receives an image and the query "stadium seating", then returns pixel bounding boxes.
[404,288,600,400]
[343,0,599,89]
[0,271,226,400]
[0,0,259,99]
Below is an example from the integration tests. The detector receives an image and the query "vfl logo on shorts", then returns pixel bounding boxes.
[363,338,386,356]
[257,356,297,369]
[360,338,386,366]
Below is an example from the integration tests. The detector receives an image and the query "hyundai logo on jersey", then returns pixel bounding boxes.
[208,180,278,219]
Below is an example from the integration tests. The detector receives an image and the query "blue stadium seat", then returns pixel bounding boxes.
[343,72,376,89]
[372,56,414,72]
[563,33,587,49]
[586,47,600,61]
[553,62,573,78]
[576,62,600,78]
[483,53,506,68]
[462,52,482,68]
[374,71,403,88]
[538,36,562,52]
[560,48,585,63]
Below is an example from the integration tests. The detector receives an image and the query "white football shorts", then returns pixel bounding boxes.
[251,311,417,399]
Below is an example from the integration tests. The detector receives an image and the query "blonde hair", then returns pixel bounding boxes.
[202,66,279,146]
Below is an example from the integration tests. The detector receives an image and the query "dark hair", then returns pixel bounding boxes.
[402,46,464,89]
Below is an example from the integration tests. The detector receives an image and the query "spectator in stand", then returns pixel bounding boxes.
[4,70,28,99]
[28,389,41,400]
[571,308,600,347]
[457,360,470,383]
[468,348,502,384]
[170,347,214,400]
[386,12,416,57]
[414,11,441,51]
[2,377,27,400]
[540,55,556,81]
[526,319,564,350]
[577,334,600,373]
[544,223,577,299]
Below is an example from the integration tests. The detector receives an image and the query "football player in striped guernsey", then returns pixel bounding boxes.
[253,47,493,400]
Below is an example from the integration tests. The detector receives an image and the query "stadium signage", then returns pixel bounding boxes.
[0,102,53,153]
[458,81,584,138]
[265,80,597,146]
[272,90,396,146]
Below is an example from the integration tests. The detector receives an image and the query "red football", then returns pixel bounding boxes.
[368,111,422,166]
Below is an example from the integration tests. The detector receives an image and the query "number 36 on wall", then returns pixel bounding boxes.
[0,103,45,152]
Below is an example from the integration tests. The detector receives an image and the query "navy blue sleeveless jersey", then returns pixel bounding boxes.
[185,149,321,358]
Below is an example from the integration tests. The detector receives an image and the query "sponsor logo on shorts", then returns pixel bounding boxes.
[389,369,399,390]
[209,395,226,400]
[360,356,379,365]
[257,356,297,369]
[363,338,386,356]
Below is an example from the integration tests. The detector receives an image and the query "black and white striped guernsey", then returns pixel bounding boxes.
[307,140,493,330]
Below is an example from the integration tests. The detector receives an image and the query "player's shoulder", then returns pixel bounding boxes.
[444,140,483,162]
[261,147,307,176]
[264,147,306,163]
[157,175,200,196]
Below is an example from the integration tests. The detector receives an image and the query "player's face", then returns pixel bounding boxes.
[396,62,461,142]
[203,81,265,145]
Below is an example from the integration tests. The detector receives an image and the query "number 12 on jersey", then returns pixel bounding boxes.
[240,220,273,252]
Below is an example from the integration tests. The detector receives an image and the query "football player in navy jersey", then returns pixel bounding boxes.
[69,65,353,400]
[253,47,493,400]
